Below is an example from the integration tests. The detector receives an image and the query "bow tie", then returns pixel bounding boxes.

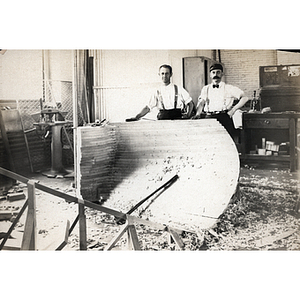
[213,84,219,88]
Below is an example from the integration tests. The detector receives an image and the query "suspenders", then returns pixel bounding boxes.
[157,85,179,110]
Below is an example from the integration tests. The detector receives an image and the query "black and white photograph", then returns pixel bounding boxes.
[1,2,299,299]
[1,48,300,253]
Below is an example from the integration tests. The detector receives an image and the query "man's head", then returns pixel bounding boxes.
[159,64,172,85]
[209,63,223,84]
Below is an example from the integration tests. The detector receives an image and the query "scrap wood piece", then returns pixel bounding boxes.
[7,192,26,201]
[0,211,14,221]
[165,227,185,250]
[207,228,219,238]
[254,228,299,248]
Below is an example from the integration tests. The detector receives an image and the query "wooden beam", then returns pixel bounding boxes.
[21,181,37,250]
[166,227,185,250]
[0,211,14,221]
[0,167,30,183]
[2,245,21,251]
[68,214,79,235]
[127,225,141,250]
[0,167,126,219]
[78,199,87,250]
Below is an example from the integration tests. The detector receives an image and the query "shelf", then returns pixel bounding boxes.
[241,154,290,161]
[241,112,298,171]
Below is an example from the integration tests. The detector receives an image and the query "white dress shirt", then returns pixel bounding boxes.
[198,81,244,112]
[148,83,192,110]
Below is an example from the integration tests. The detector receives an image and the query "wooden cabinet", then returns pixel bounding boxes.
[182,56,224,106]
[241,113,300,172]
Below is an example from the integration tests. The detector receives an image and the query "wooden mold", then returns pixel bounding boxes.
[77,119,240,231]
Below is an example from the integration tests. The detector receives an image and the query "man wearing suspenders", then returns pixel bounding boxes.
[193,63,249,139]
[126,64,194,121]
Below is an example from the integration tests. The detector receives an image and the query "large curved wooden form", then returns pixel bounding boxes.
[77,119,240,231]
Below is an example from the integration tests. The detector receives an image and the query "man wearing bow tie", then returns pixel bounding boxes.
[193,63,248,139]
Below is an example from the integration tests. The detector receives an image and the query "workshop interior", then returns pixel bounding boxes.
[0,49,300,251]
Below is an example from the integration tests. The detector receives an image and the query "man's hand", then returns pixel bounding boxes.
[125,117,139,122]
[192,114,202,119]
[227,108,236,118]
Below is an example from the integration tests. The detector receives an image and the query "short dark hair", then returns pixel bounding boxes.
[159,64,172,74]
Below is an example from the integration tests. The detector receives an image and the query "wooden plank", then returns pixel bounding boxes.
[2,245,21,251]
[21,213,34,250]
[255,228,298,248]
[127,225,141,250]
[68,214,79,235]
[167,227,185,250]
[7,192,26,201]
[0,211,14,220]
[21,181,37,250]
[0,167,29,183]
[104,222,129,251]
[289,117,296,172]
[127,225,132,250]
[78,200,87,250]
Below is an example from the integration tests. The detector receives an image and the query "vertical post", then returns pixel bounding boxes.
[127,227,133,250]
[78,198,87,250]
[51,124,64,173]
[289,117,296,172]
[72,50,78,190]
[127,216,141,250]
[21,180,37,250]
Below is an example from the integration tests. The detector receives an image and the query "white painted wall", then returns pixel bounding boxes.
[0,49,73,102]
[0,50,43,100]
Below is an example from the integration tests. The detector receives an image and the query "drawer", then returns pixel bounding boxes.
[244,118,289,129]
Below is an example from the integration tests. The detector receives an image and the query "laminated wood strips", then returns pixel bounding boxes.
[77,119,240,230]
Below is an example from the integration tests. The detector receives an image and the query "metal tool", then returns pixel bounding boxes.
[115,174,179,225]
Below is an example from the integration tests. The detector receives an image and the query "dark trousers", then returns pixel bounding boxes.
[157,109,182,120]
[206,112,236,139]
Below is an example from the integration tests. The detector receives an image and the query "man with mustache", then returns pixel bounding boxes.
[193,63,248,139]
[126,64,194,121]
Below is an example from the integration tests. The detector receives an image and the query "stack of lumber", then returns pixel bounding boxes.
[77,119,240,231]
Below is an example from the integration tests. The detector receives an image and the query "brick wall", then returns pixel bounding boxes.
[277,50,300,65]
[221,50,277,99]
